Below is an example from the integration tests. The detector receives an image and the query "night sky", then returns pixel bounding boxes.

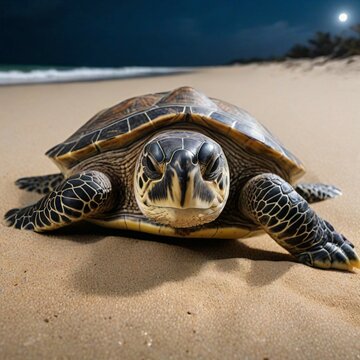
[1,0,359,67]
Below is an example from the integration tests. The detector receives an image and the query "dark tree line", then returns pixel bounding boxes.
[286,24,360,59]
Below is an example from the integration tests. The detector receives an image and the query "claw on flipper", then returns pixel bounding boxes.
[296,241,360,272]
[350,258,360,269]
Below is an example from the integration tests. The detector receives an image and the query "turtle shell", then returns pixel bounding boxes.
[46,86,305,180]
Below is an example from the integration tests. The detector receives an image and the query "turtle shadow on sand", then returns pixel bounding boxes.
[51,223,295,297]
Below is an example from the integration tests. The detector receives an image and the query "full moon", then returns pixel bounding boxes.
[338,12,348,22]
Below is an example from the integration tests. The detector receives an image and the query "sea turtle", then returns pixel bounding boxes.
[5,86,359,271]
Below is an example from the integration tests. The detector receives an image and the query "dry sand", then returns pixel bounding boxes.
[0,59,360,359]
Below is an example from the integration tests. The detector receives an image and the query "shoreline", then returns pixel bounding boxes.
[0,66,193,86]
[1,56,360,86]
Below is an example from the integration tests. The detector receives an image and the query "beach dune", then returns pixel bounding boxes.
[1,60,359,359]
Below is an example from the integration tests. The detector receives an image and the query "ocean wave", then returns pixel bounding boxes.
[0,66,190,85]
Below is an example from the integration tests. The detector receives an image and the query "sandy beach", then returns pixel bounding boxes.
[1,60,360,359]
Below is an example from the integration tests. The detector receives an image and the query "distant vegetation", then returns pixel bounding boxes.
[230,24,360,64]
[286,24,360,59]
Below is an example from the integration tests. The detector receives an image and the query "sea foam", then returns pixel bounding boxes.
[0,66,190,85]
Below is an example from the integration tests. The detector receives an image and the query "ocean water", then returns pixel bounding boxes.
[0,66,190,85]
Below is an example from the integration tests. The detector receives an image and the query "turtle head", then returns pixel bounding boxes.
[134,131,230,228]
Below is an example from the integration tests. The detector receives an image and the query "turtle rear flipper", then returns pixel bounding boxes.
[15,173,65,194]
[5,171,112,231]
[294,183,341,203]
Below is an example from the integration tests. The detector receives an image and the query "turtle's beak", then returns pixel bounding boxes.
[165,150,215,209]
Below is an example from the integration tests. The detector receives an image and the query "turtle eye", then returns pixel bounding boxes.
[198,142,222,180]
[198,142,215,166]
[143,155,162,180]
[203,156,222,180]
[146,142,164,163]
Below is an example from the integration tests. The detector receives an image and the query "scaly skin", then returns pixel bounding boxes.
[240,173,360,271]
[5,171,112,231]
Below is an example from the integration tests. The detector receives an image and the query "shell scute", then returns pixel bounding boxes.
[99,119,129,139]
[57,142,76,157]
[147,106,185,120]
[72,132,100,152]
[210,111,237,127]
[190,106,213,116]
[156,86,217,109]
[128,113,149,130]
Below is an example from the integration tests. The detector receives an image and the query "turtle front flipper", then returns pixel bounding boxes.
[5,171,112,232]
[239,173,360,271]
[294,183,342,203]
[15,173,65,194]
